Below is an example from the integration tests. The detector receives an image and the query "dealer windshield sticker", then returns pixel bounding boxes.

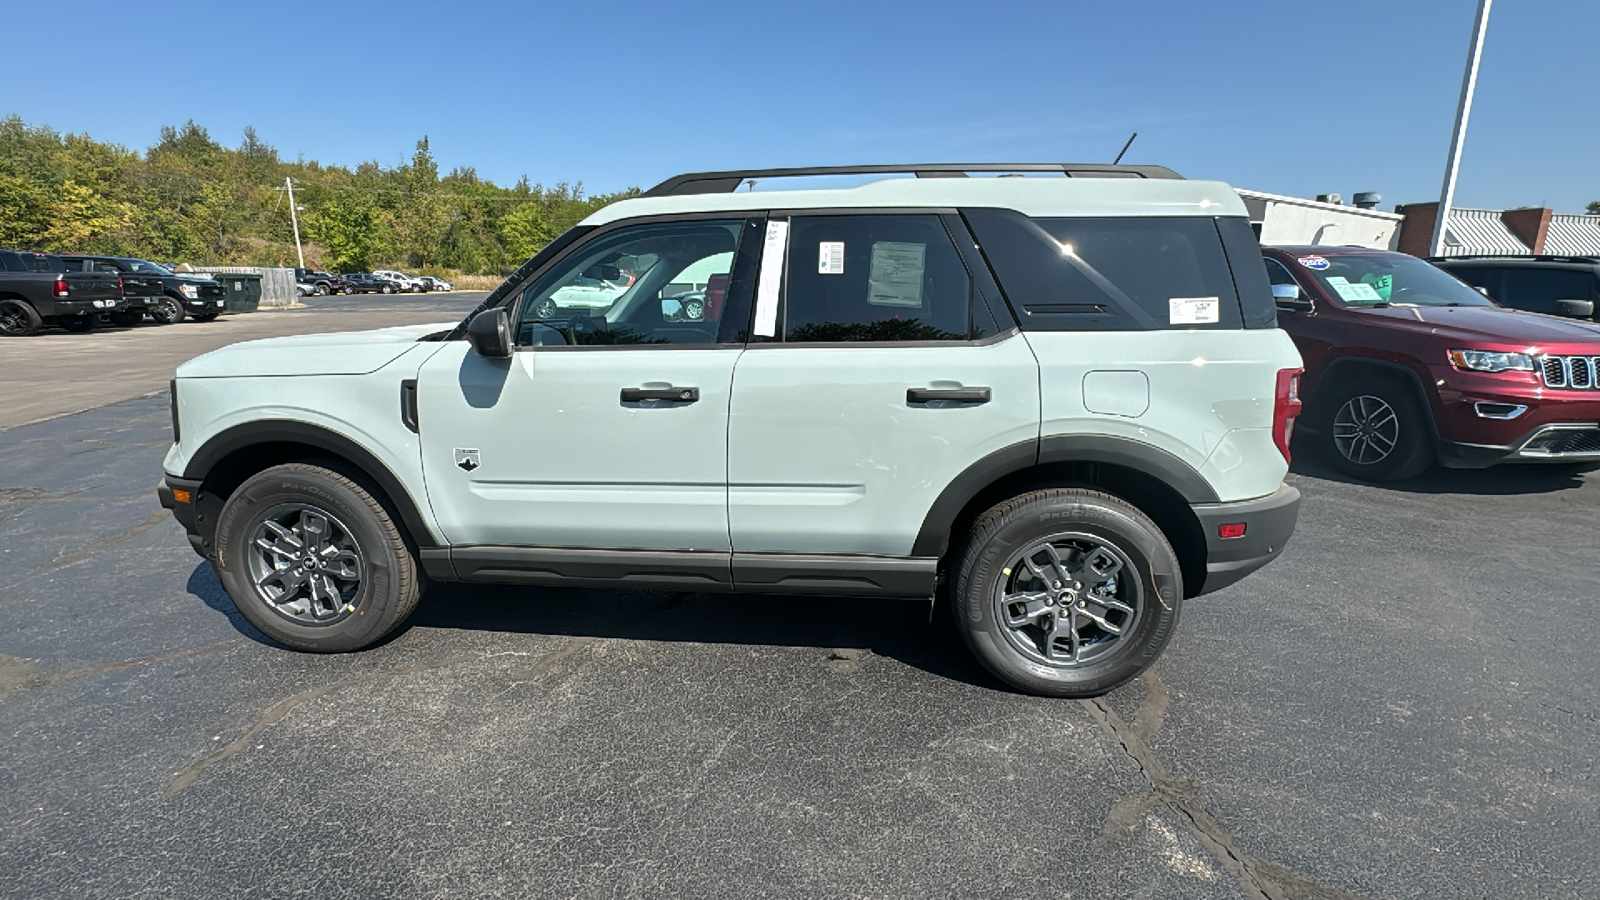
[819,241,845,274]
[753,219,789,337]
[1297,255,1331,270]
[1326,277,1383,302]
[1169,296,1220,325]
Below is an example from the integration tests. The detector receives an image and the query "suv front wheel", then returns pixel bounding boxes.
[953,489,1182,697]
[1322,377,1433,482]
[213,463,424,652]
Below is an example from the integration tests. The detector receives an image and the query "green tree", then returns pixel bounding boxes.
[306,195,383,272]
[1587,201,1599,216]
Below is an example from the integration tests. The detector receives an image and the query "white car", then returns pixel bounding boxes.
[373,270,429,293]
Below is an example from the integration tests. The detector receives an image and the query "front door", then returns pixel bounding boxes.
[417,217,759,556]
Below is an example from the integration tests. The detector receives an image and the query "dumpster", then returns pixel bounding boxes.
[215,273,263,313]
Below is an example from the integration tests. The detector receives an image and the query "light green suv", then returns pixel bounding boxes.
[159,164,1304,697]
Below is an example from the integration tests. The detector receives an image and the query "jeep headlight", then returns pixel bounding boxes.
[1448,349,1535,373]
[179,284,199,298]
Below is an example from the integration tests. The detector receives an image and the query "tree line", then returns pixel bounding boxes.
[0,115,638,275]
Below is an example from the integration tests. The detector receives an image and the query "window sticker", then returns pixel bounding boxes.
[1297,255,1331,270]
[867,241,926,307]
[754,220,789,337]
[818,241,844,275]
[1169,296,1220,325]
[1326,276,1382,302]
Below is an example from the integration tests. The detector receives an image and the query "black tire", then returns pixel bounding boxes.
[0,298,43,336]
[314,283,329,296]
[60,315,95,333]
[150,295,186,325]
[214,463,424,653]
[190,313,219,322]
[107,310,143,328]
[952,489,1183,698]
[1320,376,1433,482]
[382,284,394,294]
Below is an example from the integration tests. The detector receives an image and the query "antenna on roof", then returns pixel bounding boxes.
[1112,133,1138,165]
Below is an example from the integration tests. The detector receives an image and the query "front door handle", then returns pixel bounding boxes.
[621,386,699,404]
[907,386,991,405]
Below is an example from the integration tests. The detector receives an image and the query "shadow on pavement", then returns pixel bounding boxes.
[1289,434,1592,496]
[186,562,274,647]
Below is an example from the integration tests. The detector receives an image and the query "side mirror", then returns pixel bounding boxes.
[466,307,512,358]
[1273,283,1312,311]
[1554,298,1595,319]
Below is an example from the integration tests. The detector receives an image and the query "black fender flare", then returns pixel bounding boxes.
[910,435,1218,557]
[183,420,440,548]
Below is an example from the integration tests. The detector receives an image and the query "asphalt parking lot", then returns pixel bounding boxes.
[2,296,1596,898]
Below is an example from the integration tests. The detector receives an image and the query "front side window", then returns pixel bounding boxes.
[516,219,745,347]
[779,214,974,342]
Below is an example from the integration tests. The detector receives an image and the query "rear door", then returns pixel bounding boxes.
[726,212,1039,572]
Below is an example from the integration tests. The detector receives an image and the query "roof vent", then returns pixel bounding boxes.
[1352,192,1382,209]
[1316,193,1343,205]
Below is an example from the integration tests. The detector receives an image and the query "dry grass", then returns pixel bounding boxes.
[445,274,505,291]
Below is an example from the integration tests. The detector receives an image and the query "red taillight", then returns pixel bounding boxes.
[1273,368,1303,463]
[53,276,69,298]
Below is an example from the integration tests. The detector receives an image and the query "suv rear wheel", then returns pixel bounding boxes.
[1323,376,1433,482]
[952,489,1182,697]
[214,463,424,652]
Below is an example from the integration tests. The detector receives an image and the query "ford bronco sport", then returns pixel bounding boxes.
[159,163,1304,697]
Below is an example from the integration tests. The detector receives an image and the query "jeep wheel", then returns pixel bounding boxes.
[107,310,143,328]
[1323,377,1432,482]
[150,295,186,325]
[952,489,1182,697]
[0,298,42,336]
[60,315,95,333]
[214,463,424,652]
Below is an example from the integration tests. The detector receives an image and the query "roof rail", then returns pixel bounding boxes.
[642,163,1183,197]
[1429,253,1600,263]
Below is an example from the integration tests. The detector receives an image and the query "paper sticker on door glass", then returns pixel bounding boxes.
[818,241,845,275]
[1169,296,1219,325]
[867,241,926,307]
[1296,255,1330,270]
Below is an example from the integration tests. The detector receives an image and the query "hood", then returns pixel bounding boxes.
[175,273,217,282]
[1349,305,1600,352]
[177,322,456,378]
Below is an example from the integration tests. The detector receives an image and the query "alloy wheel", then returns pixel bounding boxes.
[993,533,1140,667]
[1333,395,1399,465]
[245,503,366,626]
[0,303,28,335]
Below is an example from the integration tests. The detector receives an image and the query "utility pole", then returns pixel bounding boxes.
[285,176,306,269]
[1431,0,1492,257]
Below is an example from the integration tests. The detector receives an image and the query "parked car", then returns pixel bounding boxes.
[60,256,225,324]
[420,276,453,292]
[0,249,125,335]
[1431,254,1600,322]
[159,162,1305,699]
[294,268,343,296]
[1264,246,1600,481]
[339,273,402,294]
[373,269,429,292]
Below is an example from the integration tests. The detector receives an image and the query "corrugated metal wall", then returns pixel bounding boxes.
[191,266,298,308]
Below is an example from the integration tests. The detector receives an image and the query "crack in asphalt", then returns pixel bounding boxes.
[2,641,236,703]
[38,509,171,572]
[1082,673,1364,900]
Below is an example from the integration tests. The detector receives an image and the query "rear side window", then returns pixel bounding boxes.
[0,252,22,272]
[963,210,1246,331]
[779,214,976,342]
[1498,268,1597,314]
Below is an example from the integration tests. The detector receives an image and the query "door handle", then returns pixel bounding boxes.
[621,386,699,403]
[907,386,991,405]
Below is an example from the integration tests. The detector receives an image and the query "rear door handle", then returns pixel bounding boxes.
[621,386,700,403]
[907,386,991,405]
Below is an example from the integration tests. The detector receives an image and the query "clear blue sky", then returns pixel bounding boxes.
[9,0,1596,212]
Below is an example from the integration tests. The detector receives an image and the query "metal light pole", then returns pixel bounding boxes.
[285,176,306,269]
[1430,0,1492,257]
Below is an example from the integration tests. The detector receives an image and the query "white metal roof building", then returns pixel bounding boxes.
[1436,208,1533,257]
[1540,214,1600,256]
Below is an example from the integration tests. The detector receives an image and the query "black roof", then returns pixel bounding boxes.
[1430,254,1600,266]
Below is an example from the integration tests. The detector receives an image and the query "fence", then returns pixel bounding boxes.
[190,266,298,308]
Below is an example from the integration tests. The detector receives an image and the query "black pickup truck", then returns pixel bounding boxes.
[0,249,125,336]
[60,255,225,324]
[294,268,342,295]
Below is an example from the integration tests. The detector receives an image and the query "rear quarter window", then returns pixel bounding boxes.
[962,210,1249,331]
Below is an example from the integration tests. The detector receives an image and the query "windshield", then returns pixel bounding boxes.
[126,259,174,275]
[1299,253,1494,308]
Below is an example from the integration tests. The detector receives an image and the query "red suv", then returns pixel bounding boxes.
[1263,246,1600,481]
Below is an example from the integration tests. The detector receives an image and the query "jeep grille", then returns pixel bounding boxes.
[1538,355,1600,390]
